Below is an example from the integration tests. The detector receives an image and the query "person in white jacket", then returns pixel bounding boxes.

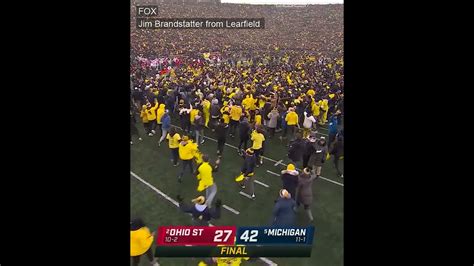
[302,111,316,138]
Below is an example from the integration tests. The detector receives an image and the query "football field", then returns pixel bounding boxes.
[131,118,344,266]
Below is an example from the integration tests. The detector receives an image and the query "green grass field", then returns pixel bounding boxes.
[131,118,343,266]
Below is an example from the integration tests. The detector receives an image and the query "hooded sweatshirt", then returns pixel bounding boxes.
[156,104,166,124]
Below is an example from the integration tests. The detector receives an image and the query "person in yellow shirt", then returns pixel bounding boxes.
[285,107,299,141]
[319,98,329,125]
[251,127,265,166]
[130,218,159,266]
[202,98,211,128]
[229,103,242,137]
[242,94,253,111]
[178,136,198,182]
[156,103,166,128]
[311,99,321,118]
[254,109,262,127]
[140,104,150,134]
[249,95,257,111]
[221,106,231,125]
[146,100,159,136]
[190,107,199,126]
[196,154,221,207]
[166,127,181,166]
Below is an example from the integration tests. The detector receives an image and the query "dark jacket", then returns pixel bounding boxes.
[165,95,175,112]
[330,136,344,157]
[241,153,256,175]
[272,198,296,226]
[280,169,299,198]
[303,139,316,160]
[194,116,204,130]
[262,102,272,121]
[296,172,318,206]
[179,105,190,122]
[239,120,251,140]
[288,138,306,162]
[309,140,328,167]
[215,122,229,141]
[179,202,221,226]
[210,103,221,117]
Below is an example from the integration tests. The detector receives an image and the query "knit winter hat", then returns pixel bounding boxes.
[287,164,296,171]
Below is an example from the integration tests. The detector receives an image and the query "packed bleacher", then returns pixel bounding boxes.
[130,1,344,151]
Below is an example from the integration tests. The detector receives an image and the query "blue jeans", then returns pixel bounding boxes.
[195,129,204,144]
[205,183,217,207]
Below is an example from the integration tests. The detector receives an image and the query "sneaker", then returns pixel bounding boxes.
[174,163,179,167]
[130,141,133,145]
[201,139,205,144]
[235,174,245,182]
[256,164,260,168]
[138,137,143,141]
[151,130,156,134]
[340,174,344,178]
[148,133,153,136]
[251,194,256,199]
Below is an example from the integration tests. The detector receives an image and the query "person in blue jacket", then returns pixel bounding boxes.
[328,110,341,145]
[158,110,171,146]
[271,189,296,226]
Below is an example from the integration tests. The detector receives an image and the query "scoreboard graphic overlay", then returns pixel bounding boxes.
[155,226,315,257]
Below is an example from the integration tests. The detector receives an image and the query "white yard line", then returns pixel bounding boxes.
[266,170,280,176]
[254,180,270,188]
[222,204,240,215]
[131,171,277,265]
[274,160,283,166]
[131,171,179,207]
[238,191,253,199]
[315,176,344,186]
